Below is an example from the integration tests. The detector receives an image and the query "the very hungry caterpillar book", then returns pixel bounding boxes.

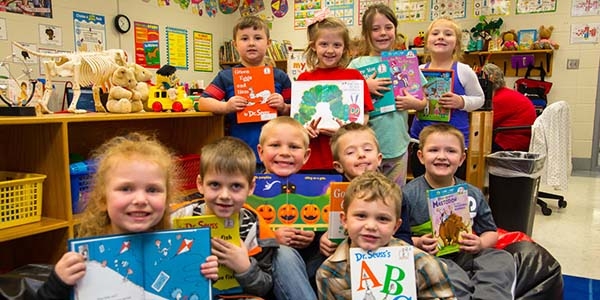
[172,214,242,296]
[349,245,416,299]
[68,228,211,300]
[246,173,342,231]
[427,183,472,256]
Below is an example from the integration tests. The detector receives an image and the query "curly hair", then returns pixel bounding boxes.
[77,133,177,237]
[343,171,402,220]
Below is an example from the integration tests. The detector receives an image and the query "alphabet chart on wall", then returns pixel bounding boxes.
[473,0,510,17]
[358,0,389,24]
[429,0,466,20]
[393,0,426,22]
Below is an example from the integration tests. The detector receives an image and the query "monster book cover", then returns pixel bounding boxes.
[68,228,211,300]
[291,80,364,130]
[246,173,342,231]
[427,183,473,256]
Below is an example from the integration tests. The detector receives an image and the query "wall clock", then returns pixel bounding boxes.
[114,14,131,34]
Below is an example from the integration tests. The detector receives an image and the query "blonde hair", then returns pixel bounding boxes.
[77,133,177,237]
[418,123,465,153]
[233,15,270,40]
[304,17,351,70]
[330,122,379,161]
[259,116,310,149]
[201,136,256,185]
[360,4,397,56]
[343,171,402,220]
[423,16,464,62]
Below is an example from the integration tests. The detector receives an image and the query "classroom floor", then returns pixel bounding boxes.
[530,172,600,279]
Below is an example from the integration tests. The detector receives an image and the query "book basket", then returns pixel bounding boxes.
[174,154,201,191]
[0,171,47,229]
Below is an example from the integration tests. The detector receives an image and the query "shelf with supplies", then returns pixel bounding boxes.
[219,59,287,73]
[0,112,223,272]
[463,49,553,77]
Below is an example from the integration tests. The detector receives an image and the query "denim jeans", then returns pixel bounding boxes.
[272,245,317,300]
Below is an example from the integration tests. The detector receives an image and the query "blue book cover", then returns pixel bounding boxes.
[247,173,342,231]
[69,228,212,300]
[356,61,396,117]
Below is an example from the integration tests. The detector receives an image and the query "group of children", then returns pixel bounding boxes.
[36,4,524,300]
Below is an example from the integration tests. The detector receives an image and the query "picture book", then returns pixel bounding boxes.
[172,214,242,296]
[349,246,417,299]
[233,65,277,123]
[291,80,364,130]
[328,182,349,243]
[381,50,425,100]
[418,69,454,122]
[246,173,343,231]
[68,228,212,300]
[356,61,396,117]
[427,183,472,256]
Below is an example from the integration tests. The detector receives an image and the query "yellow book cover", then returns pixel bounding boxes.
[173,214,242,294]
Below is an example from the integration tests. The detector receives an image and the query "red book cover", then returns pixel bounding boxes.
[233,66,277,123]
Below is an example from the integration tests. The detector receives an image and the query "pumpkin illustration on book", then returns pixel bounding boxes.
[301,203,321,224]
[278,203,299,224]
[321,204,330,224]
[256,204,276,224]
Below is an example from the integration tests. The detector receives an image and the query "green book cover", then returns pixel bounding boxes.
[356,61,396,117]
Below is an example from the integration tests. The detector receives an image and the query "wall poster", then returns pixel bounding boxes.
[73,11,106,52]
[193,31,213,72]
[393,0,426,22]
[516,0,556,14]
[166,27,189,70]
[429,0,466,20]
[134,22,161,69]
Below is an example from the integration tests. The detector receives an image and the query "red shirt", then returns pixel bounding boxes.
[493,87,537,151]
[297,67,374,171]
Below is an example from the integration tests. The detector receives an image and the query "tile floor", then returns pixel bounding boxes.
[530,172,600,279]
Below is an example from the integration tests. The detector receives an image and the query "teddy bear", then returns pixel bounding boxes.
[128,63,152,109]
[501,30,519,51]
[106,66,144,113]
[533,25,559,50]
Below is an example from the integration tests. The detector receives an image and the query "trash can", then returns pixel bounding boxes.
[486,151,545,236]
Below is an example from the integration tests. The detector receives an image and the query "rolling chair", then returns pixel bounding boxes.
[493,101,570,215]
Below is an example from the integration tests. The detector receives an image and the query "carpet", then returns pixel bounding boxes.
[563,275,599,300]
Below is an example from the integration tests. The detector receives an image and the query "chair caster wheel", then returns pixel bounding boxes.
[558,200,567,208]
[541,207,552,216]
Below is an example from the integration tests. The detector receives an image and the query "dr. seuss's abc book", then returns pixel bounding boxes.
[418,69,454,122]
[68,228,211,300]
[427,183,473,256]
[349,246,416,300]
[246,173,342,231]
[172,214,242,296]
[356,61,396,117]
[381,49,426,100]
[328,182,349,243]
[291,80,364,130]
[233,65,277,123]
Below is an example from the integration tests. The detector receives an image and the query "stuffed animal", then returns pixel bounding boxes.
[128,63,152,107]
[413,31,425,47]
[106,66,144,113]
[533,25,559,50]
[501,30,519,51]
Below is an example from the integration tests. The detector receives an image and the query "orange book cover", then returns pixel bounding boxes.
[233,66,277,123]
[328,182,349,243]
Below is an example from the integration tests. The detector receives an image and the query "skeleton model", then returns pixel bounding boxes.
[12,41,128,113]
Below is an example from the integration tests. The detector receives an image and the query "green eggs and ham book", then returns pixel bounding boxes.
[247,173,342,231]
[349,245,416,299]
[68,228,211,300]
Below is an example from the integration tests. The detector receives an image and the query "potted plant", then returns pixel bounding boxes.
[470,16,503,51]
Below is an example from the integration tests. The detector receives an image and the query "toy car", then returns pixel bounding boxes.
[147,85,193,112]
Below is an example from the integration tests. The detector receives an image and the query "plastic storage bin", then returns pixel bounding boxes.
[174,154,201,191]
[69,160,96,214]
[486,151,545,235]
[0,171,47,229]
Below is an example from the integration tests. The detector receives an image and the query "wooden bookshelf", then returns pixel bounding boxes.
[463,50,554,77]
[0,112,223,272]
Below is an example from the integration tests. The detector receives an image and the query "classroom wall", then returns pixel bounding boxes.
[0,0,598,169]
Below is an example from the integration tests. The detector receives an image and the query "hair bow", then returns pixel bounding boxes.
[307,7,331,27]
